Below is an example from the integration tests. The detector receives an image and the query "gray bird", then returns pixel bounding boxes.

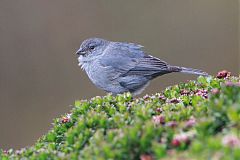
[76,38,208,96]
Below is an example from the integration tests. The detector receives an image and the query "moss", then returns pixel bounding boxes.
[2,73,240,160]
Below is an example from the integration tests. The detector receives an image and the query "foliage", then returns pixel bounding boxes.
[1,72,240,160]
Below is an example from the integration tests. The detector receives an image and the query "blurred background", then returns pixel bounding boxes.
[0,0,239,149]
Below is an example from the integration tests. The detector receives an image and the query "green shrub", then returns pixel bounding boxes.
[1,72,240,160]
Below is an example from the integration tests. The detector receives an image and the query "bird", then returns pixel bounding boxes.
[76,38,208,96]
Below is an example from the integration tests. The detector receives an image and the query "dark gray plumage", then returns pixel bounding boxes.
[76,38,208,96]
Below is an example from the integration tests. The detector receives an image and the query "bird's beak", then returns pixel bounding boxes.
[76,48,85,55]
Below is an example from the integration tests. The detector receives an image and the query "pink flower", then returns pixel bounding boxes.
[152,115,165,125]
[156,108,163,113]
[3,150,9,155]
[158,95,166,101]
[61,113,71,124]
[211,88,220,95]
[195,89,208,99]
[222,135,240,148]
[166,121,178,128]
[140,154,153,160]
[171,138,181,147]
[171,131,196,147]
[180,89,190,96]
[143,94,150,100]
[168,98,181,104]
[216,70,231,79]
[225,81,240,87]
[185,117,196,128]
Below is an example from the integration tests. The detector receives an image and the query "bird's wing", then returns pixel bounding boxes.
[99,42,144,75]
[125,55,171,78]
[100,42,171,79]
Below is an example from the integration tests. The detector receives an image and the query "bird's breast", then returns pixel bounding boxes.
[84,61,109,90]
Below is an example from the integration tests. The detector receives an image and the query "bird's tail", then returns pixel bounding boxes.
[169,66,209,76]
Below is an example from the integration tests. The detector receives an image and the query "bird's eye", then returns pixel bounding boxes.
[89,45,95,50]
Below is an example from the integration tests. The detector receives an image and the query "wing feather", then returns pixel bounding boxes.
[123,55,170,78]
[100,42,171,79]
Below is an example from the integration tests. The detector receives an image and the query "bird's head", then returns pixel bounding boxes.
[76,38,109,58]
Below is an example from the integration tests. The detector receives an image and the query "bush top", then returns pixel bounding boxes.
[2,71,240,160]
